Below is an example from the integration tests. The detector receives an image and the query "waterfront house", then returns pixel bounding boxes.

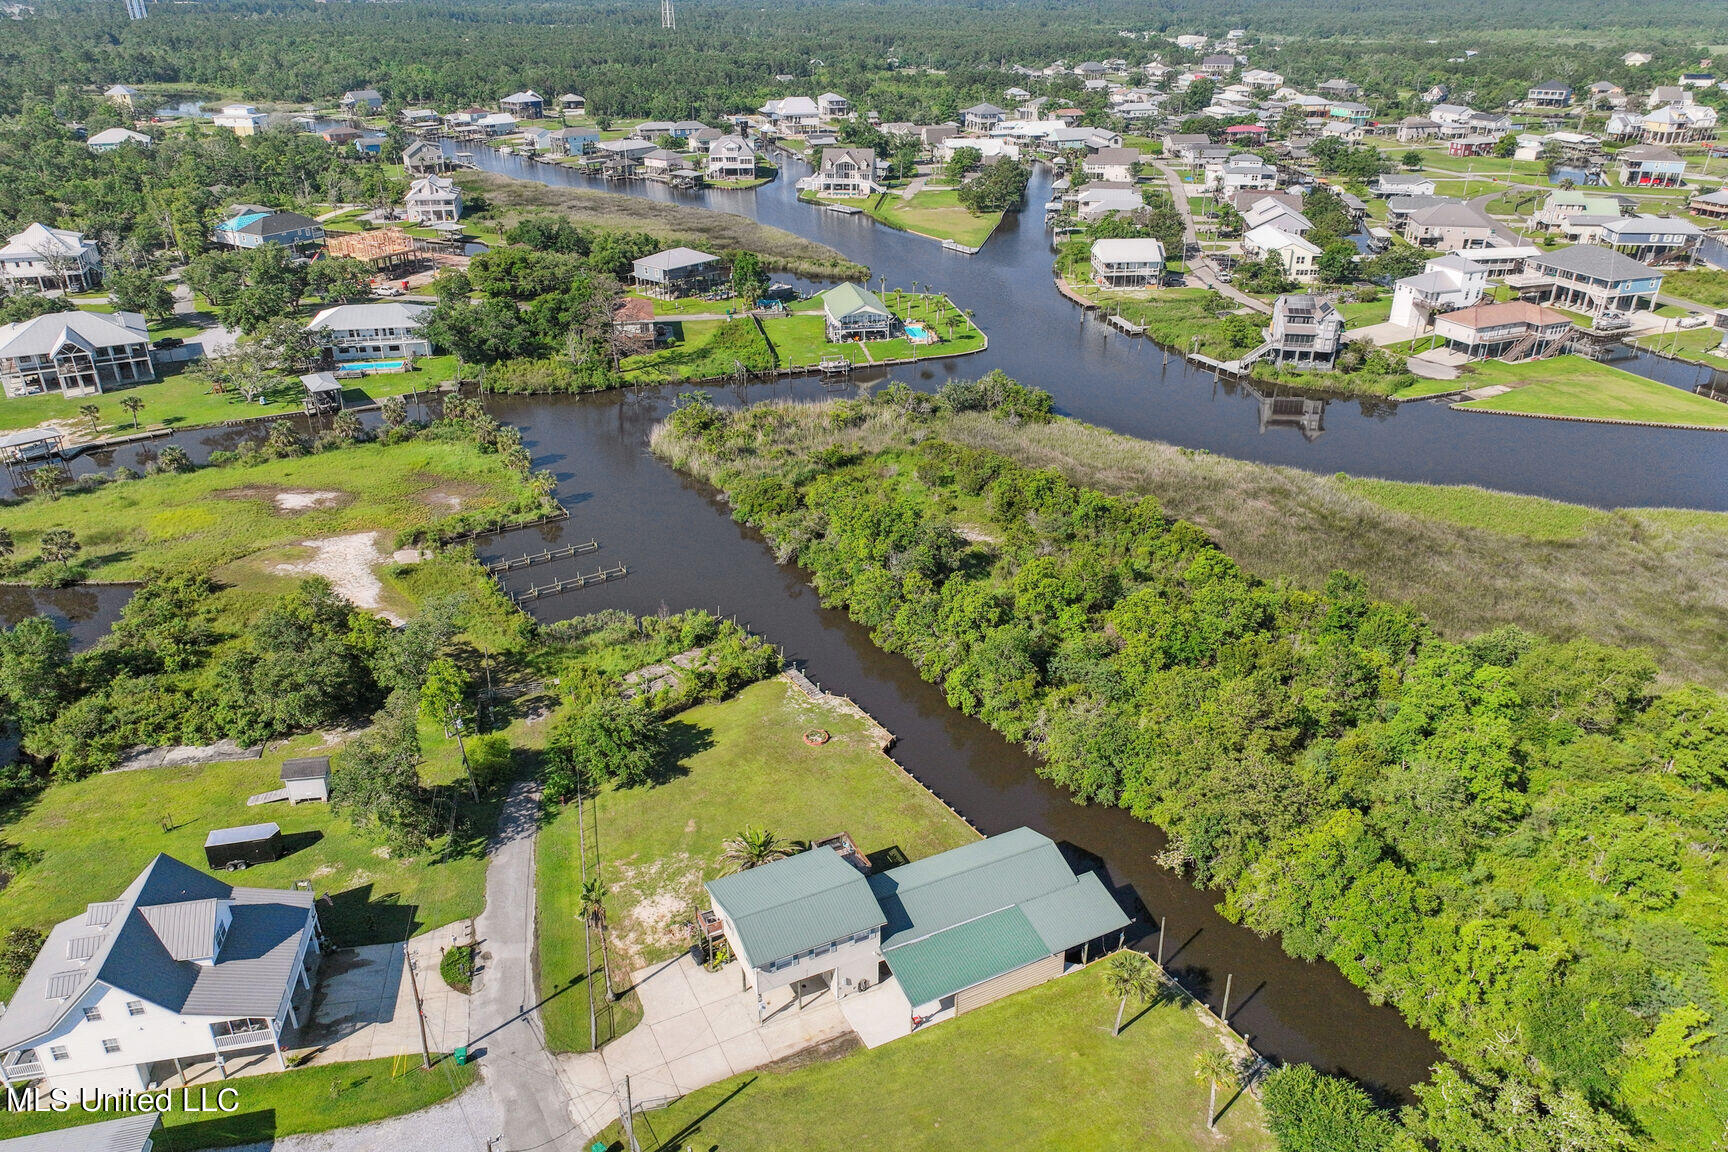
[401,139,449,174]
[305,301,432,361]
[631,247,727,297]
[761,97,820,135]
[212,105,266,136]
[339,88,383,113]
[0,224,101,292]
[1396,116,1439,142]
[475,112,518,137]
[1400,201,1499,249]
[706,135,757,181]
[1616,144,1687,187]
[1389,254,1489,328]
[211,210,323,251]
[403,174,462,223]
[1081,147,1140,183]
[322,125,363,147]
[705,827,1127,1025]
[1089,237,1165,287]
[550,126,601,156]
[87,127,152,153]
[800,147,881,196]
[1641,104,1717,146]
[1597,215,1702,263]
[0,310,152,398]
[1075,186,1145,222]
[103,84,139,107]
[1263,293,1344,368]
[821,283,894,341]
[1432,300,1573,361]
[1688,188,1728,220]
[612,297,657,354]
[0,855,320,1096]
[499,91,544,118]
[1517,244,1664,315]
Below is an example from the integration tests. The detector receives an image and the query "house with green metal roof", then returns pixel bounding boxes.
[820,283,895,342]
[705,827,1127,1026]
[706,846,886,1004]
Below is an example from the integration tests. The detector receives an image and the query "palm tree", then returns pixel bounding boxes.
[1193,1049,1236,1131]
[580,877,615,1003]
[78,404,101,435]
[38,528,81,576]
[1102,950,1160,1037]
[120,395,144,429]
[719,826,799,874]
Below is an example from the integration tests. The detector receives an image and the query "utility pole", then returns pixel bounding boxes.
[575,775,596,1047]
[405,950,433,1070]
[622,1075,641,1152]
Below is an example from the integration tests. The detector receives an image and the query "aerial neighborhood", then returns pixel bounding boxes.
[3,5,1728,1152]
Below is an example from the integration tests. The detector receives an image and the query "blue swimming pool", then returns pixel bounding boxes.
[339,360,407,373]
[904,323,928,340]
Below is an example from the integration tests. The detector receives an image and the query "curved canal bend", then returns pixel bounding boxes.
[37,142,1728,1096]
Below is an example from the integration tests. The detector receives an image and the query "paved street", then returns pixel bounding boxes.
[1149,159,1271,314]
[473,779,587,1152]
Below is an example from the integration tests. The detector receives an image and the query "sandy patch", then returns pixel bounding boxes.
[273,531,403,624]
[275,490,342,510]
[610,852,706,967]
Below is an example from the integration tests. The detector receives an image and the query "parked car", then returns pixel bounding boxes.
[371,285,404,297]
[1677,313,1708,329]
[151,336,184,349]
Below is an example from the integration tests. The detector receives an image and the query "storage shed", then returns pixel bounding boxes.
[204,823,283,871]
[280,756,331,803]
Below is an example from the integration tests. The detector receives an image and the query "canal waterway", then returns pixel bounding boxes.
[19,138,1728,1097]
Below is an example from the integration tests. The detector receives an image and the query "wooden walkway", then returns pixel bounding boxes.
[486,540,599,573]
[510,564,629,602]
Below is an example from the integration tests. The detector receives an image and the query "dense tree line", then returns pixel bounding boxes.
[655,385,1728,1151]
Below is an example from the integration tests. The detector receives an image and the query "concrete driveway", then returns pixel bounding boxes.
[560,954,853,1136]
[287,921,471,1066]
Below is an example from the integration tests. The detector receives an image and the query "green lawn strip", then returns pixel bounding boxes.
[1661,269,1728,309]
[0,439,531,579]
[864,189,1002,248]
[0,732,505,1001]
[1336,477,1609,541]
[1453,356,1728,427]
[0,357,458,437]
[1393,378,1466,399]
[595,964,1271,1152]
[1631,327,1726,359]
[0,1057,476,1149]
[536,677,978,1053]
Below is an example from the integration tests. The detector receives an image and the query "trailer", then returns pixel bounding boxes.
[204,822,283,871]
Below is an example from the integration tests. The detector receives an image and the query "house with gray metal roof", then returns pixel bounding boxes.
[706,827,1127,1027]
[0,1113,160,1151]
[1518,244,1664,316]
[630,247,727,297]
[304,301,432,362]
[0,855,320,1096]
[0,310,153,399]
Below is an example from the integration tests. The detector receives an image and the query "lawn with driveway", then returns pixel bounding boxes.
[593,961,1273,1152]
[536,676,978,1053]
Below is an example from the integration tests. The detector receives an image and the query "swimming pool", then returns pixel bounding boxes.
[339,360,407,373]
[904,323,929,340]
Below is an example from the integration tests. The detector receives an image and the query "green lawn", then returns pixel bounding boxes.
[0,439,532,586]
[0,1057,476,1149]
[0,734,501,1000]
[865,189,1002,248]
[1454,355,1728,427]
[1659,269,1728,309]
[1337,477,1608,541]
[1341,297,1393,328]
[536,677,978,1052]
[0,356,460,437]
[594,962,1272,1152]
[1632,325,1726,360]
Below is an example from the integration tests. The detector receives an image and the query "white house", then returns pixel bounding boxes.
[1242,69,1283,90]
[1074,186,1144,221]
[1089,237,1165,287]
[0,224,102,291]
[212,105,267,136]
[1081,147,1140,183]
[0,855,320,1096]
[87,127,153,153]
[761,96,820,134]
[706,135,757,181]
[305,301,433,362]
[403,175,462,223]
[799,147,882,196]
[817,92,850,118]
[0,310,152,398]
[1389,254,1489,328]
[1373,173,1436,198]
[1243,224,1321,282]
[475,112,518,136]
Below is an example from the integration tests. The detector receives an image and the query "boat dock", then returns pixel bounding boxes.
[511,564,629,602]
[486,540,600,573]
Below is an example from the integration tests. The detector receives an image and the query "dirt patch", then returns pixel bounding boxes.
[217,485,355,514]
[272,531,403,624]
[609,851,706,968]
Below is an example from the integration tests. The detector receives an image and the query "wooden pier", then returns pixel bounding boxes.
[1104,313,1145,336]
[487,540,599,573]
[511,564,629,602]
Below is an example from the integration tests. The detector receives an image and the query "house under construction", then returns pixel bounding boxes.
[325,228,420,271]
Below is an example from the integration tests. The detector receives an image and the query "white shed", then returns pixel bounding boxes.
[280,756,331,803]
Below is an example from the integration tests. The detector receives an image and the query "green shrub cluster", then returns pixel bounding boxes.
[659,394,1728,1150]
